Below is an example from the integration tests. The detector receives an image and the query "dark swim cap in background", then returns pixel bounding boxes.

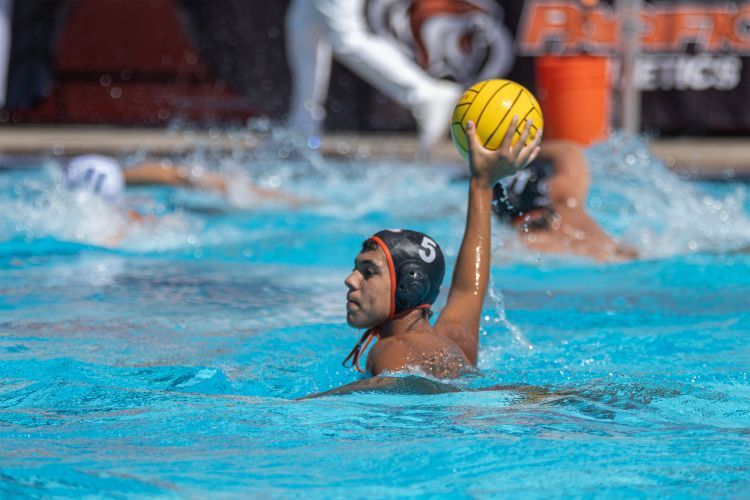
[368,229,445,316]
[493,158,552,222]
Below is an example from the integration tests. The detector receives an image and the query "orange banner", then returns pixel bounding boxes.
[518,1,750,55]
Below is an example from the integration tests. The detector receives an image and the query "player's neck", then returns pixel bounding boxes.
[378,310,430,339]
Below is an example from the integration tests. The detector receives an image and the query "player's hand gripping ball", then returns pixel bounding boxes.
[451,79,543,160]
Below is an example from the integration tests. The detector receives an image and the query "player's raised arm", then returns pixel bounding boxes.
[435,118,541,364]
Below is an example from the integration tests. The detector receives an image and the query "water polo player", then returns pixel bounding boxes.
[342,118,541,379]
[493,140,638,262]
[64,154,303,205]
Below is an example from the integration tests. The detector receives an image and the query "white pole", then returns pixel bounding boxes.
[617,0,642,135]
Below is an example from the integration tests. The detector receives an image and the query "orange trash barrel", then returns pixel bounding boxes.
[535,55,611,145]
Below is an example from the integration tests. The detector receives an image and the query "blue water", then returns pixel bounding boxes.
[1,137,749,496]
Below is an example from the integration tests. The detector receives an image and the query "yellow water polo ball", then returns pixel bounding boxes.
[450,79,543,160]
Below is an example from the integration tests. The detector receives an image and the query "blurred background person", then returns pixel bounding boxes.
[284,0,463,156]
[61,154,305,246]
[2,0,73,111]
[493,140,638,262]
[0,0,11,109]
[64,154,304,206]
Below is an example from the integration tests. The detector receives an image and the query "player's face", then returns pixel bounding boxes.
[344,248,391,328]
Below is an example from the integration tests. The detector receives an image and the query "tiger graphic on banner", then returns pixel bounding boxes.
[365,0,515,86]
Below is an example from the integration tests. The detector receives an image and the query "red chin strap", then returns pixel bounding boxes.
[369,235,397,317]
[342,304,431,374]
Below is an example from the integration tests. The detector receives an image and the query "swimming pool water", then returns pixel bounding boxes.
[1,137,749,496]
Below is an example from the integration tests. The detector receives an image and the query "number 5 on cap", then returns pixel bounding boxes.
[419,237,437,263]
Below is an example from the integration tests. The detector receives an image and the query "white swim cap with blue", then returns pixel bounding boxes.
[65,155,125,203]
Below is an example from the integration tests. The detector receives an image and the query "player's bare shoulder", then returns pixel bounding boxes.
[368,332,472,378]
[433,319,479,365]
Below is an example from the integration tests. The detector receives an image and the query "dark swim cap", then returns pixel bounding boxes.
[367,229,445,316]
[493,159,552,222]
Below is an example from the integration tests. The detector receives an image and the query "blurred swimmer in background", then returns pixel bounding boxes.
[64,154,303,206]
[62,154,304,246]
[494,141,638,262]
[62,155,146,246]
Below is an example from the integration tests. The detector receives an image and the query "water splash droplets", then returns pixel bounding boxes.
[487,283,534,351]
[588,133,750,257]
